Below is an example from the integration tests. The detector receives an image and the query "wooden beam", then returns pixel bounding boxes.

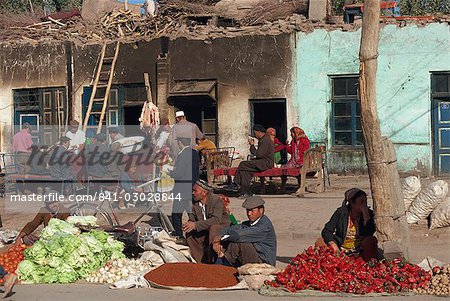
[358,0,410,258]
[83,43,106,132]
[143,73,154,104]
[97,41,120,134]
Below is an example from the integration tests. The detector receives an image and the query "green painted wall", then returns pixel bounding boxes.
[293,23,450,174]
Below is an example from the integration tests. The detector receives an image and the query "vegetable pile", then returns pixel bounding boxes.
[67,216,98,228]
[16,219,125,283]
[0,244,28,284]
[266,246,431,294]
[86,258,153,284]
[414,265,450,296]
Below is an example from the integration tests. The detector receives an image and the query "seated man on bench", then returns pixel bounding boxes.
[48,136,75,193]
[227,124,274,197]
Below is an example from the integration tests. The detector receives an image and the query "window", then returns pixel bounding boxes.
[331,76,363,147]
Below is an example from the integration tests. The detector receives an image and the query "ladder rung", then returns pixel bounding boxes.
[92,98,105,102]
[100,70,110,74]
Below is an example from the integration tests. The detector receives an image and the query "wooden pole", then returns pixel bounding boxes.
[143,73,154,104]
[29,0,35,14]
[358,0,410,259]
[124,0,129,10]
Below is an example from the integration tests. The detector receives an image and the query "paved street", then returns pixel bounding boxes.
[1,175,450,300]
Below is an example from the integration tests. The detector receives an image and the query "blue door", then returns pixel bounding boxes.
[433,99,450,175]
[432,73,450,176]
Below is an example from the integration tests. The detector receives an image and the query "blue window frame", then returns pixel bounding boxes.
[331,76,363,147]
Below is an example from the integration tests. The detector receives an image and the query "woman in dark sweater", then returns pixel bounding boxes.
[315,188,378,261]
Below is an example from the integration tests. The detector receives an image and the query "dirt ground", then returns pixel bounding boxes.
[1,175,450,300]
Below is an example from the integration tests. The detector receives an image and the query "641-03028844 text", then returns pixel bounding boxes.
[7,192,182,203]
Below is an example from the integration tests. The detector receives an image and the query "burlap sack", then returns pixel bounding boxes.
[401,176,421,210]
[406,180,448,224]
[430,197,450,230]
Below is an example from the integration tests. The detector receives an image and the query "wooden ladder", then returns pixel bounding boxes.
[83,42,120,133]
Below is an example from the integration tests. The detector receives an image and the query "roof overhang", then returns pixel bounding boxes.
[168,80,217,106]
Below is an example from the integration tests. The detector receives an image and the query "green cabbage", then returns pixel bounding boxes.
[17,218,124,284]
[67,216,98,227]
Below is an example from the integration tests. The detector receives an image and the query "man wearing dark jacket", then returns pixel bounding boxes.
[316,188,378,261]
[170,137,200,238]
[213,196,277,267]
[228,124,274,197]
[183,180,230,263]
[85,133,110,178]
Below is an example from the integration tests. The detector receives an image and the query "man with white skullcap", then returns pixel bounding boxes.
[170,110,203,155]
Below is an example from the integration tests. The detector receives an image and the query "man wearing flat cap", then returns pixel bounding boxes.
[66,120,86,151]
[212,196,277,267]
[228,124,274,197]
[183,180,231,263]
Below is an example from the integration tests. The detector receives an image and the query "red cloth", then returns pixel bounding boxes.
[213,167,301,177]
[285,137,310,166]
[13,129,33,153]
[273,137,284,153]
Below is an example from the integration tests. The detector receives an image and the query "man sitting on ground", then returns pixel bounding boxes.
[212,196,277,267]
[228,124,274,197]
[14,198,70,246]
[183,180,230,263]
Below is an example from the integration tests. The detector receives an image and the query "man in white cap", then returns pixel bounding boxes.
[170,111,203,155]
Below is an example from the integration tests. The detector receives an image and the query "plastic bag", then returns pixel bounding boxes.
[157,171,174,193]
[401,176,421,210]
[406,180,448,224]
[241,275,275,290]
[429,197,450,230]
[237,263,280,276]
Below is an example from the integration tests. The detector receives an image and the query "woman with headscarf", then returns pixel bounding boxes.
[315,188,378,262]
[285,127,310,168]
[266,128,284,165]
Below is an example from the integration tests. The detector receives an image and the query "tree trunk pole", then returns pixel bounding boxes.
[358,0,410,259]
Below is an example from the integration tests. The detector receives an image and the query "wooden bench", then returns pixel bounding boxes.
[204,148,234,185]
[213,146,325,197]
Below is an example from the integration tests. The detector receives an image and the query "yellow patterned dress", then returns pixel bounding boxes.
[341,217,361,253]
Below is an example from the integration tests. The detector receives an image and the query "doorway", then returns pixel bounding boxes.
[123,106,143,137]
[174,102,218,145]
[250,99,287,141]
[432,73,450,176]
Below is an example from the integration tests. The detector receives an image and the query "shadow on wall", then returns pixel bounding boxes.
[328,149,367,175]
[328,149,430,176]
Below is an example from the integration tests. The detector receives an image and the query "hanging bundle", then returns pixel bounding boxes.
[139,101,160,134]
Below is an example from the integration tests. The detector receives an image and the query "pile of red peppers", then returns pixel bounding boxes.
[266,246,431,294]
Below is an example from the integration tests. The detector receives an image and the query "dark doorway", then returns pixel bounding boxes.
[250,99,287,141]
[123,106,142,137]
[250,99,287,163]
[173,100,218,145]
